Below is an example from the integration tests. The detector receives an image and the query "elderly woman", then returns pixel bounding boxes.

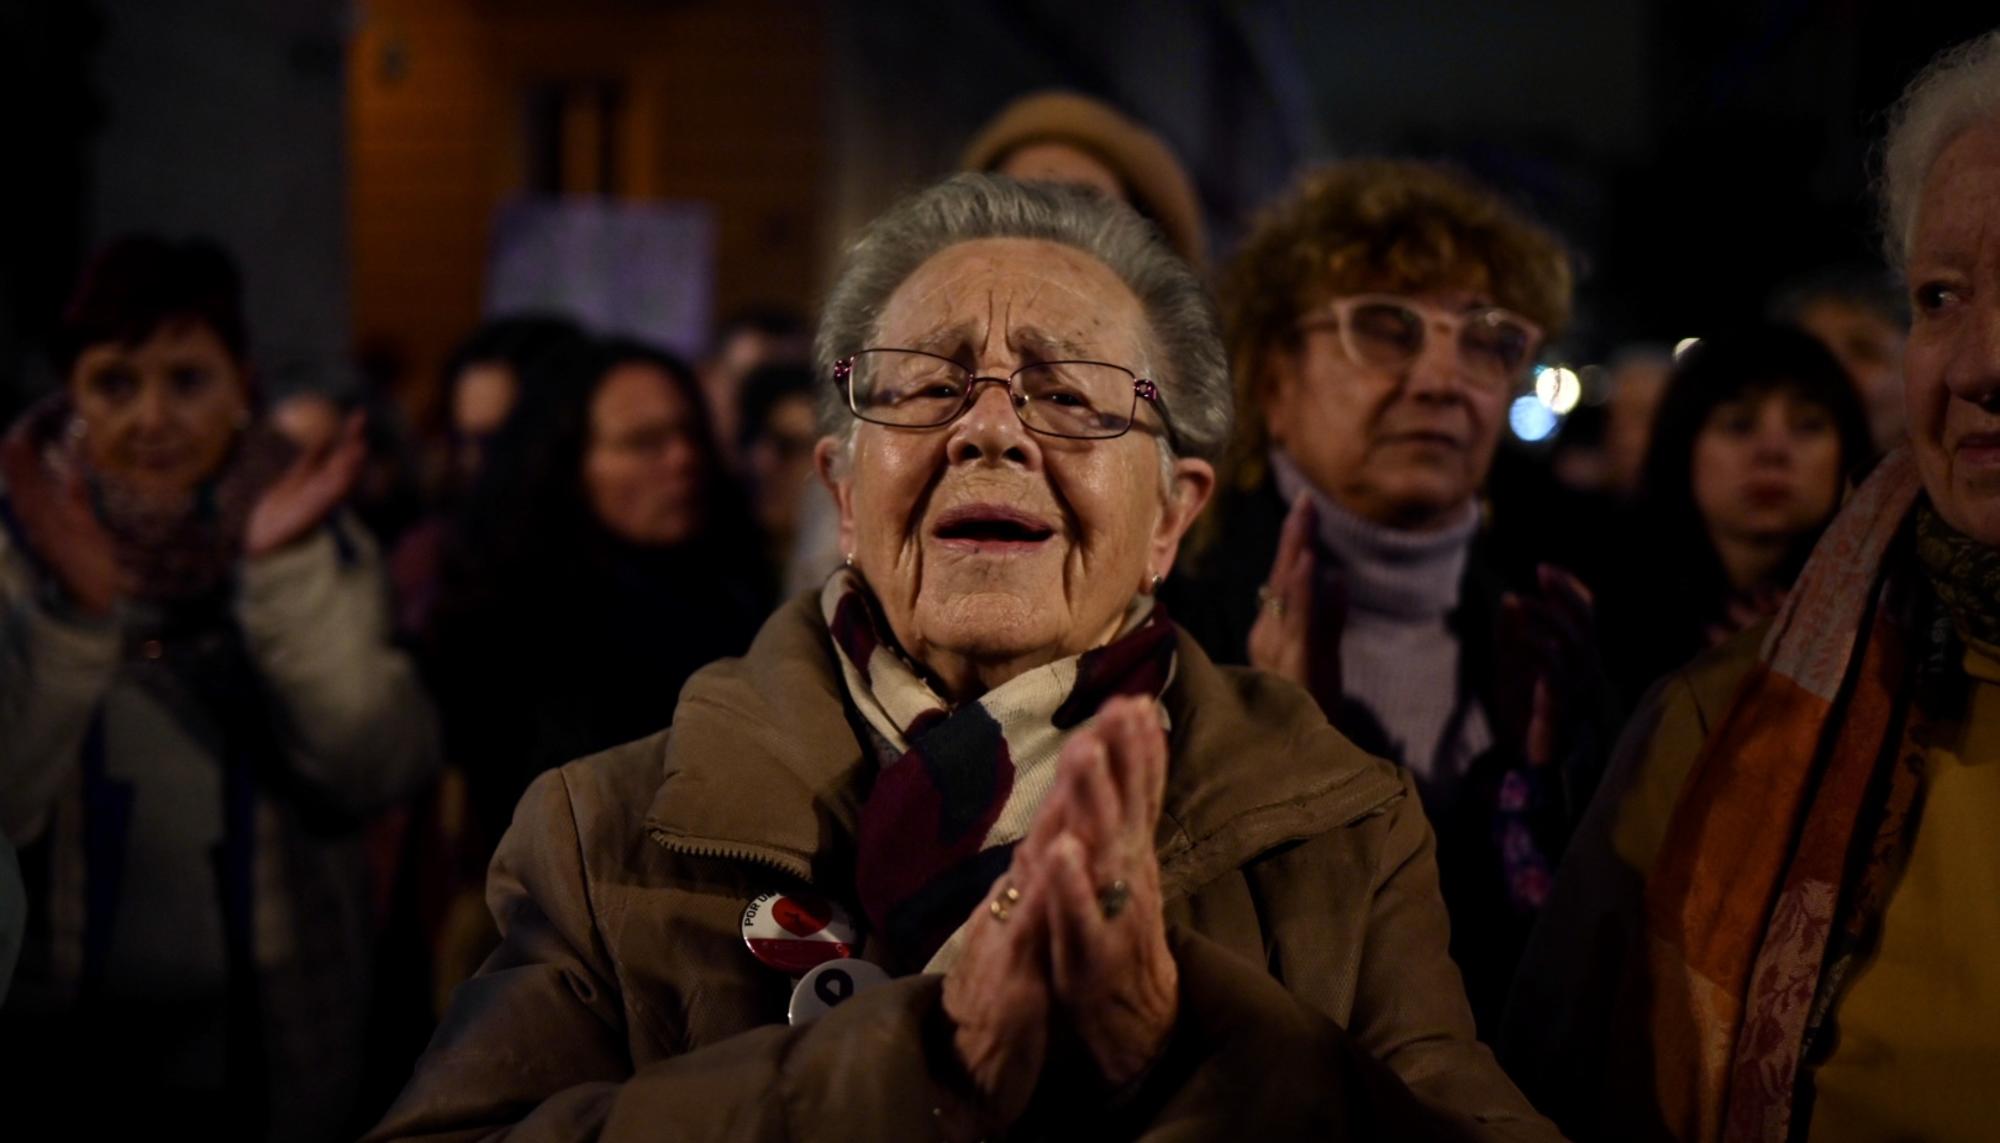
[1504,30,2000,1143]
[370,176,1555,1140]
[0,236,439,1139]
[1166,159,1607,1032]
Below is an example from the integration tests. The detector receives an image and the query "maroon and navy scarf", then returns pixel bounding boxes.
[822,566,1177,973]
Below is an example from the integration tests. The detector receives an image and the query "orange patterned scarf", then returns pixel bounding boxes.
[1638,448,1924,1143]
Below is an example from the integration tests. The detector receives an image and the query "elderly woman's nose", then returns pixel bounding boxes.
[947,381,1038,465]
[1943,300,2000,406]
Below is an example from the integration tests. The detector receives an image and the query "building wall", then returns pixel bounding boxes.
[91,0,351,398]
[349,0,830,423]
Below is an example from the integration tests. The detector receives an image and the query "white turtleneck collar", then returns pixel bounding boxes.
[1268,449,1479,621]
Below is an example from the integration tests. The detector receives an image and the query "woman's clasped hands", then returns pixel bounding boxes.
[942,694,1180,1126]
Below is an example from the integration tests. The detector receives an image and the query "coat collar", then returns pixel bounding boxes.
[644,593,1406,896]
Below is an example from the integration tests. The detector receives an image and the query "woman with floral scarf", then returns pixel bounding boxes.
[1505,29,2000,1143]
[0,236,439,1141]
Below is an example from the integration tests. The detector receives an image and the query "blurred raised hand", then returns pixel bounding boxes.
[1,426,122,616]
[246,412,366,558]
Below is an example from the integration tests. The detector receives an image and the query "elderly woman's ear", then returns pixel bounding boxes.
[1150,456,1216,586]
[812,434,853,556]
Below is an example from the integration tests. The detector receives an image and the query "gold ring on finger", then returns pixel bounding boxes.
[988,883,1021,923]
[1256,585,1288,618]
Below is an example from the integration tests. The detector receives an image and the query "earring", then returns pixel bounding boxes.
[1149,573,1163,593]
[843,552,855,568]
[66,415,88,442]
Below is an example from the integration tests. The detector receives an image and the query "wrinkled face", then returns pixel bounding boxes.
[745,393,820,540]
[996,141,1127,202]
[1691,389,1844,549]
[451,362,518,480]
[818,238,1212,692]
[68,320,248,502]
[584,363,707,546]
[1796,298,1907,451]
[1262,288,1511,531]
[1905,121,2000,547]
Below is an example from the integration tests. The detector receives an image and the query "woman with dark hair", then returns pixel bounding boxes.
[388,315,590,637]
[1595,323,1874,706]
[0,235,438,1139]
[427,335,770,858]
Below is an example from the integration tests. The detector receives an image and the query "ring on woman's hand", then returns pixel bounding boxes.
[989,883,1021,922]
[1098,879,1131,920]
[1256,584,1287,618]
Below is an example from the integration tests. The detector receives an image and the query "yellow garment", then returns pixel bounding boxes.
[1809,639,2000,1143]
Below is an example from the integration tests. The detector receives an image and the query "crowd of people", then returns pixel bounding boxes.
[2,25,1998,1143]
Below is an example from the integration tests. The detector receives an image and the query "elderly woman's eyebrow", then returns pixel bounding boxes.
[898,325,1102,364]
[1010,327,1101,361]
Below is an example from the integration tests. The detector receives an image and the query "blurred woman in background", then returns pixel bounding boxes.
[735,361,821,584]
[0,235,438,1140]
[426,336,769,861]
[1168,159,1605,1033]
[388,314,591,637]
[1596,324,1873,706]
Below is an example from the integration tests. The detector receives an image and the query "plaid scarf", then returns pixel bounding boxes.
[1636,448,1955,1142]
[821,567,1177,974]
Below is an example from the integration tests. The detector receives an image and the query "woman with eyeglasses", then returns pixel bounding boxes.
[371,174,1557,1141]
[1167,159,1610,1035]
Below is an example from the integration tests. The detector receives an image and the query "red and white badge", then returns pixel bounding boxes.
[740,891,859,975]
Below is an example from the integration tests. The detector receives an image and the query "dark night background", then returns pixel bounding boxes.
[0,0,1990,425]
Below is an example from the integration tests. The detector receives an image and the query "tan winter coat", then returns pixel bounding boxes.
[371,595,1560,1141]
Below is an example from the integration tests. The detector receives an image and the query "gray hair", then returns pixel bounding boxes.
[813,173,1231,464]
[1880,28,2000,268]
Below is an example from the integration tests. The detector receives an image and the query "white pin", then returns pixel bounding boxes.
[787,957,890,1025]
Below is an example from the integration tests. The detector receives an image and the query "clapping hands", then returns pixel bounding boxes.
[942,695,1180,1125]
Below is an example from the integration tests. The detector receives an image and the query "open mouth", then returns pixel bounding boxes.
[931,503,1057,549]
[1958,431,2000,468]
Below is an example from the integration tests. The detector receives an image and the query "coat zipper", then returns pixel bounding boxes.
[646,826,815,885]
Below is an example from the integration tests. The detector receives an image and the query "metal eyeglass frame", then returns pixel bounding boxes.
[833,348,1178,447]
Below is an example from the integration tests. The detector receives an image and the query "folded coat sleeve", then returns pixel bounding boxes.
[0,529,120,844]
[1082,770,1562,1141]
[235,519,440,818]
[1339,777,1565,1141]
[366,767,992,1143]
[1155,771,1563,1142]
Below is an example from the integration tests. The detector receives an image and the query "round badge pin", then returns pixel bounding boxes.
[740,891,858,975]
[788,957,890,1025]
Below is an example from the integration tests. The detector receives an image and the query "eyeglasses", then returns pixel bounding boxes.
[834,348,1174,444]
[1296,295,1544,391]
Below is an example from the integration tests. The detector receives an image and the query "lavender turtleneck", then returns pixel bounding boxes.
[1270,451,1493,802]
